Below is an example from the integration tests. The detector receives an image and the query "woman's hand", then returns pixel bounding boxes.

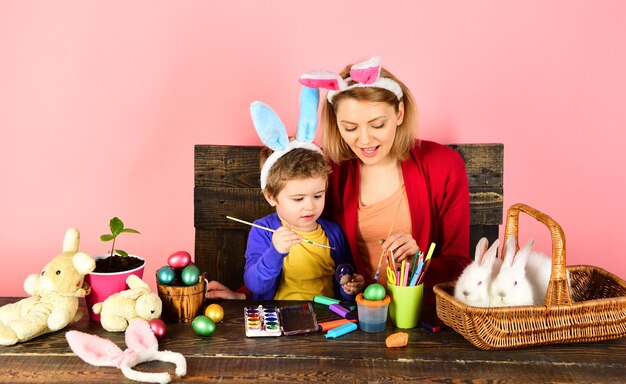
[272,226,303,254]
[205,280,246,300]
[342,273,365,295]
[382,231,419,264]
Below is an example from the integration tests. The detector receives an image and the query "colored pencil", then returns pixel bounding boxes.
[226,216,335,249]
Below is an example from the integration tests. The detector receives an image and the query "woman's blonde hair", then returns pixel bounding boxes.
[260,147,331,198]
[321,65,418,163]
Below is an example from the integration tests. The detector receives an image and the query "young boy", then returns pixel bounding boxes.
[243,147,364,300]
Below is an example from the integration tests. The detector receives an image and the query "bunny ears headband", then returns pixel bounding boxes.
[66,319,186,384]
[250,86,322,190]
[299,56,403,104]
[250,57,399,189]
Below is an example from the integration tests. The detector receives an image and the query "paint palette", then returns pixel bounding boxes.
[244,303,319,337]
[244,305,282,337]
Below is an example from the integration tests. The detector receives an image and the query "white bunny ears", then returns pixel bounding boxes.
[66,319,186,384]
[299,56,403,104]
[250,86,322,190]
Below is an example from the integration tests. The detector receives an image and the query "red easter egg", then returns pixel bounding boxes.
[167,251,192,269]
[149,318,167,338]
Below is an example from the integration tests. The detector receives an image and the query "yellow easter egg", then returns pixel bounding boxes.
[204,303,225,323]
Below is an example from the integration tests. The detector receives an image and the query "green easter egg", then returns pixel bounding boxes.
[192,315,216,336]
[363,283,386,300]
[181,264,201,286]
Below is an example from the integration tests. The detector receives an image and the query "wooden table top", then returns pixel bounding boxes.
[1,296,625,383]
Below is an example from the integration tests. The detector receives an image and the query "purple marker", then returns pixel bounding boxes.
[329,304,358,320]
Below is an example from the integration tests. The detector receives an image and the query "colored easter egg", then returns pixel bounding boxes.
[204,303,225,323]
[335,263,355,284]
[156,265,177,285]
[181,264,201,286]
[167,251,192,269]
[363,283,386,301]
[149,318,167,338]
[192,315,216,336]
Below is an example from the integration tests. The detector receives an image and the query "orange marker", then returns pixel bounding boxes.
[317,318,357,332]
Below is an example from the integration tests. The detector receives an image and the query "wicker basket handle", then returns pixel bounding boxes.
[504,203,572,306]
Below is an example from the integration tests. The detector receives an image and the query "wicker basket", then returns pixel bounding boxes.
[434,203,626,350]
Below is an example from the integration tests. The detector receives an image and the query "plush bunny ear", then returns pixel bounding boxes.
[349,56,382,84]
[296,86,319,143]
[66,330,122,367]
[250,101,288,151]
[299,70,346,90]
[125,319,158,353]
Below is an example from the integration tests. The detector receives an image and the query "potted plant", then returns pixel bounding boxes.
[84,217,146,322]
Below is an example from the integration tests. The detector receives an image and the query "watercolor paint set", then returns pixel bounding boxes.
[244,303,318,337]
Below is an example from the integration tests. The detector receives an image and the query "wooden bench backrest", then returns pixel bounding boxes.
[194,144,503,290]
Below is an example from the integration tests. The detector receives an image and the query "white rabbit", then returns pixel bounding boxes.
[489,236,535,307]
[524,246,572,305]
[454,237,502,307]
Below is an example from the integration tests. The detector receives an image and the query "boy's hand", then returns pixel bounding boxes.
[342,273,365,295]
[272,226,303,254]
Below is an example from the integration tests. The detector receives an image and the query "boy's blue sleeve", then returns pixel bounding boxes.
[243,222,286,299]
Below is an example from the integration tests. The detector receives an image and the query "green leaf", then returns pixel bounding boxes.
[122,228,140,234]
[100,234,115,242]
[109,217,124,236]
[115,249,129,257]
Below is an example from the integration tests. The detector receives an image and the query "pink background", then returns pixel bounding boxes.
[1,1,625,296]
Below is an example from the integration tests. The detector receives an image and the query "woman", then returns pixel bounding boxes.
[206,57,471,302]
[302,56,471,302]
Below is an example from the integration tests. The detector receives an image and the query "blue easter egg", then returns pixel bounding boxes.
[335,263,355,283]
[156,265,177,285]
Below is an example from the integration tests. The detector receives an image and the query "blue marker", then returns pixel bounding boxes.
[324,322,358,338]
[410,260,424,286]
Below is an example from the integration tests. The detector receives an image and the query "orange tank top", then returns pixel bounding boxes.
[357,185,411,286]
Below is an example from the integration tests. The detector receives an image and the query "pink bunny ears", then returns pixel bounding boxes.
[66,319,186,384]
[299,56,403,104]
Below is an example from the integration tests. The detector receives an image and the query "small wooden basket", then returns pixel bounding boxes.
[157,277,206,323]
[434,203,626,350]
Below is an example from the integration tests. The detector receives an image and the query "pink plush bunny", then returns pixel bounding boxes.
[66,319,186,384]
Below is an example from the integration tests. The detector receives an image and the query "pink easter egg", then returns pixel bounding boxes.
[167,251,192,269]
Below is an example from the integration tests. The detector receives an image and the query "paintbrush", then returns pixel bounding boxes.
[226,216,335,249]
[373,196,404,283]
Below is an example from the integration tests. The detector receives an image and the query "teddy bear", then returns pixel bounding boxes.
[92,274,162,332]
[0,228,95,346]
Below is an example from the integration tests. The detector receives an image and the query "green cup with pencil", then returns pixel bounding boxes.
[387,243,435,329]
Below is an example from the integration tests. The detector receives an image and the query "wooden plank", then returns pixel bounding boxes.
[194,143,504,281]
[195,144,504,189]
[195,228,247,290]
[1,298,625,383]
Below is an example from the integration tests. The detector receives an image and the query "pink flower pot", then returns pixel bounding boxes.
[84,255,145,322]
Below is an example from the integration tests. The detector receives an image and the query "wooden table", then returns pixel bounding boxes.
[1,297,625,383]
